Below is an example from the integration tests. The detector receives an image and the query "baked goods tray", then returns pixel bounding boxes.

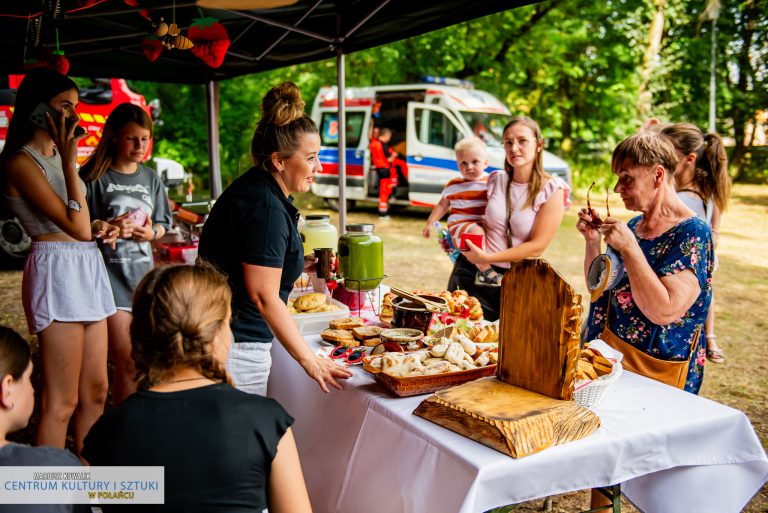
[289,290,350,336]
[362,356,496,397]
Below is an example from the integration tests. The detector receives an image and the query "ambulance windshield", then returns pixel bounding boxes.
[459,112,508,148]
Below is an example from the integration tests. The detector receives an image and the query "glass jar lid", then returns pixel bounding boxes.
[345,223,374,233]
[305,214,331,222]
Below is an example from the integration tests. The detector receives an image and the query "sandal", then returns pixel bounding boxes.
[706,348,725,364]
[706,335,725,364]
[475,268,502,287]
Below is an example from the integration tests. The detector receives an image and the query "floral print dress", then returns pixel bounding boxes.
[585,216,714,394]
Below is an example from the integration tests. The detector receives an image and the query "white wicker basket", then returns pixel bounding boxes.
[573,359,622,409]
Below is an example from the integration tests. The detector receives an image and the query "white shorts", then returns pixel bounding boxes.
[226,340,273,396]
[22,241,116,334]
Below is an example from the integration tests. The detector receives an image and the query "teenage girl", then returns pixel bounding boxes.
[80,103,172,403]
[0,69,118,454]
[660,122,731,364]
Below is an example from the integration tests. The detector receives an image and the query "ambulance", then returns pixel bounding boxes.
[310,79,571,210]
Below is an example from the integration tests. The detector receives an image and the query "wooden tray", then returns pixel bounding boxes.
[362,355,496,397]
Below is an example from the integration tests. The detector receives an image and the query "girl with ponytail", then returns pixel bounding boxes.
[660,123,731,364]
[83,264,312,513]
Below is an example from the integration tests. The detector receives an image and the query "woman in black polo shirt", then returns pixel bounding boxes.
[198,82,351,395]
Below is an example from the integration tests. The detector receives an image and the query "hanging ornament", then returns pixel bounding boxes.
[188,14,230,68]
[50,28,70,75]
[172,34,194,50]
[167,23,181,36]
[141,36,163,61]
[155,18,169,37]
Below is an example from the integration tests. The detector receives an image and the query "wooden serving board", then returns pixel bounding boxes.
[498,259,583,400]
[413,377,600,458]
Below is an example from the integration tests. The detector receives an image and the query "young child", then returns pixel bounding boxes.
[422,137,499,286]
[79,103,173,404]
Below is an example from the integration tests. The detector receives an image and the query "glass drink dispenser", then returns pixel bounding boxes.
[300,214,338,256]
[338,223,384,291]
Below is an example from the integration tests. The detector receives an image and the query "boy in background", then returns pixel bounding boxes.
[422,137,499,285]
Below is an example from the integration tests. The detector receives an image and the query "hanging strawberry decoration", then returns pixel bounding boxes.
[24,29,70,75]
[48,50,70,75]
[141,36,163,62]
[188,14,230,68]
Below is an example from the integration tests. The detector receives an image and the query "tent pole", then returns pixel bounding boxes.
[206,80,223,199]
[337,48,347,233]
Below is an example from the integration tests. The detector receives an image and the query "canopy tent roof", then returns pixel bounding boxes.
[0,0,532,83]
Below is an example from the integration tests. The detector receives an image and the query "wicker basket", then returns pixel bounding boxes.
[573,360,623,409]
[362,356,496,397]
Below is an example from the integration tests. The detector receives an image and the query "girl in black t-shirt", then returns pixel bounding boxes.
[83,264,312,513]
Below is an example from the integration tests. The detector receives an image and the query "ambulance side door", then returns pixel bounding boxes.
[406,102,468,206]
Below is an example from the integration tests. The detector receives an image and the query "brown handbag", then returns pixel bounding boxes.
[598,298,699,389]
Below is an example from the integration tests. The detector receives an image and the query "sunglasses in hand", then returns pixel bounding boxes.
[586,181,611,230]
[330,345,366,365]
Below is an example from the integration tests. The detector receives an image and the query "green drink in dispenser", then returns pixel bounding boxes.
[338,223,384,291]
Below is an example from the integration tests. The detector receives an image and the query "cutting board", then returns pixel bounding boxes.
[413,377,600,458]
[498,259,583,400]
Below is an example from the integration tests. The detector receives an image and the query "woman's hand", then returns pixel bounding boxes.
[463,240,489,265]
[110,211,135,239]
[422,224,432,239]
[46,112,86,167]
[576,207,603,244]
[299,355,352,393]
[92,220,120,249]
[599,217,637,254]
[132,219,156,242]
[303,254,318,274]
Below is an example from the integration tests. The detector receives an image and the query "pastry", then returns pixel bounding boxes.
[329,317,365,330]
[363,337,382,347]
[352,325,384,341]
[320,329,356,346]
[293,292,327,312]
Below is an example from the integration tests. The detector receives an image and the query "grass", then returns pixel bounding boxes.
[0,184,764,512]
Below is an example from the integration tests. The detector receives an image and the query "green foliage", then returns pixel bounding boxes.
[127,0,768,189]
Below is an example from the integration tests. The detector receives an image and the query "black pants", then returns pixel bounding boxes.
[447,254,505,321]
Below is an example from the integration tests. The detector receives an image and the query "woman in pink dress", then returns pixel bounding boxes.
[449,116,570,320]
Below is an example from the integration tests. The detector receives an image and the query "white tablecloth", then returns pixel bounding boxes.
[268,336,768,513]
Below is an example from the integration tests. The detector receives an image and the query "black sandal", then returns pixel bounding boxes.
[475,268,502,287]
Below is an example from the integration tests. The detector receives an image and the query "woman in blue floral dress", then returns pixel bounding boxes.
[577,131,713,395]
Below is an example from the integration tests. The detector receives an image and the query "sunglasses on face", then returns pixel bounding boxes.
[586,181,611,229]
[330,345,366,364]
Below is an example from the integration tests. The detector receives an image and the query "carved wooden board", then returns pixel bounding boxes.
[413,377,600,458]
[498,259,583,400]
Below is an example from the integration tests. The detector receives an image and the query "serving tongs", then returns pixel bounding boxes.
[389,287,448,313]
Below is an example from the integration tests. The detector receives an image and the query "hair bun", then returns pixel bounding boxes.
[262,82,305,127]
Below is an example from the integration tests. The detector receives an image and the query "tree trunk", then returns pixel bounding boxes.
[636,0,666,117]
[729,0,757,182]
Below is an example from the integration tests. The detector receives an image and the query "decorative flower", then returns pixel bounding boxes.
[617,291,632,305]
[696,348,706,366]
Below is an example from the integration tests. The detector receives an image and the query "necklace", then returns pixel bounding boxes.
[165,377,211,385]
